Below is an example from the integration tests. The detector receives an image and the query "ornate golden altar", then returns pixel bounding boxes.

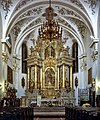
[26,39,74,98]
[26,1,74,98]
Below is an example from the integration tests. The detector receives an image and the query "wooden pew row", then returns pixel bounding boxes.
[0,107,34,120]
[65,106,100,120]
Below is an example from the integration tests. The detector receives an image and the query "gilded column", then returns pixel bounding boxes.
[63,64,65,88]
[57,67,59,89]
[27,66,30,90]
[40,67,42,89]
[43,70,45,89]
[42,62,45,89]
[35,65,37,89]
[70,65,73,88]
[55,68,57,89]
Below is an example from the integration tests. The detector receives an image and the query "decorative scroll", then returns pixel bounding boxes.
[7,66,13,84]
[84,0,98,15]
[1,0,13,19]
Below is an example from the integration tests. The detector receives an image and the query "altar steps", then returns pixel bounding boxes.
[34,118,65,120]
[34,106,65,119]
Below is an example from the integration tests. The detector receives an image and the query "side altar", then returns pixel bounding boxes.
[24,1,75,106]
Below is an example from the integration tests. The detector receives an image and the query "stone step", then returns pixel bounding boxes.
[34,107,65,117]
[34,107,65,112]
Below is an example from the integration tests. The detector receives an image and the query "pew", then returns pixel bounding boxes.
[0,107,34,120]
[65,106,100,120]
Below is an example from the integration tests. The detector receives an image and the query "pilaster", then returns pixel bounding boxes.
[70,65,72,88]
[35,65,37,89]
[63,64,65,88]
[79,54,87,71]
[89,36,99,62]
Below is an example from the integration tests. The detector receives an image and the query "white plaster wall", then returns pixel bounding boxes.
[96,6,100,95]
[27,39,34,56]
[0,13,4,97]
[0,14,2,82]
[17,73,27,98]
[15,45,27,98]
[85,30,92,68]
[73,69,88,105]
[64,37,73,56]
[73,73,80,105]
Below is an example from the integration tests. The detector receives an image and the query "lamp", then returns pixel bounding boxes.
[38,0,62,41]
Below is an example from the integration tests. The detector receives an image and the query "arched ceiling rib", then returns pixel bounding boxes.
[1,0,99,56]
[6,1,94,36]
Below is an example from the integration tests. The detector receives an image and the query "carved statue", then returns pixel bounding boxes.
[75,76,78,88]
[29,80,35,92]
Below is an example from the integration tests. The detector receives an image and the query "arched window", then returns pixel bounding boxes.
[22,43,27,73]
[72,42,78,73]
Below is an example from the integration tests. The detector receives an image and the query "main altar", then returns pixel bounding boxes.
[25,0,75,106]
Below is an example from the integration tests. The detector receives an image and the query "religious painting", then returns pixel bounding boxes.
[45,68,55,86]
[88,68,92,84]
[7,66,13,84]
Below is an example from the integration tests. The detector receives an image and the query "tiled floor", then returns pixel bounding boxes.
[34,118,65,120]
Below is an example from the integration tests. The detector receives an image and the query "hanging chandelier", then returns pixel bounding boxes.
[38,0,62,41]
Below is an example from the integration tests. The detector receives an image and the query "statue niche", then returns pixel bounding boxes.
[45,45,55,59]
[45,68,55,87]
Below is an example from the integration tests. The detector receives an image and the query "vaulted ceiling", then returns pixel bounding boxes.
[0,0,99,56]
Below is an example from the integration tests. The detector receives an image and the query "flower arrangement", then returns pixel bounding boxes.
[82,103,91,107]
[47,101,53,107]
